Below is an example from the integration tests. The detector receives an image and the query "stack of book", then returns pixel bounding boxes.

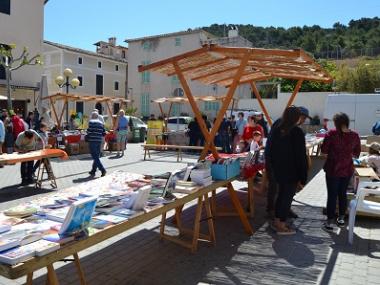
[173,180,198,194]
[190,168,213,186]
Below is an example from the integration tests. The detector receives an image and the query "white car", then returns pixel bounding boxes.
[167,116,192,132]
[103,115,148,142]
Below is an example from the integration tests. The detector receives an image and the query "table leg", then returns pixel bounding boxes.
[175,207,183,234]
[35,160,43,189]
[177,149,180,162]
[148,149,151,159]
[247,177,255,218]
[211,190,217,215]
[26,272,33,285]
[73,253,87,285]
[227,183,254,235]
[203,193,216,244]
[191,196,203,253]
[160,212,167,239]
[144,149,147,160]
[46,264,59,285]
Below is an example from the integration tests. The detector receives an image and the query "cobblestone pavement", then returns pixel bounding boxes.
[0,145,379,285]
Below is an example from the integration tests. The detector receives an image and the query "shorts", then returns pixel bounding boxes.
[116,130,128,143]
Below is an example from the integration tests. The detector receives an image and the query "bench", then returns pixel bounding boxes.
[141,144,221,162]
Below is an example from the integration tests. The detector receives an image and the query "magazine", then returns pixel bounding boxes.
[0,245,35,265]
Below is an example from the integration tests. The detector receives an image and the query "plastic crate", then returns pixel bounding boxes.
[211,159,240,180]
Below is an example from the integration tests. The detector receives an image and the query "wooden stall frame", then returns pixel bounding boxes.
[42,93,131,129]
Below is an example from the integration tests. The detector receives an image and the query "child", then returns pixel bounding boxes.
[360,142,380,175]
[250,131,262,152]
[4,124,14,154]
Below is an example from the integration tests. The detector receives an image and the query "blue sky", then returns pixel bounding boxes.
[44,0,380,51]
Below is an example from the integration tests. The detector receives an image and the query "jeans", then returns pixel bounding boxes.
[326,176,350,220]
[275,183,297,221]
[220,134,231,153]
[21,161,34,180]
[89,141,105,173]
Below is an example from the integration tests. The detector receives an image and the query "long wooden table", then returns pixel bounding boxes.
[0,177,252,284]
[0,149,68,189]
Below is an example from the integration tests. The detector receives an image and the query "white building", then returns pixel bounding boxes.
[0,0,46,116]
[43,40,127,119]
[126,28,253,119]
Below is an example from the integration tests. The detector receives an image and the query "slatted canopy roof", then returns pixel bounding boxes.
[43,93,131,103]
[151,95,226,104]
[138,44,333,87]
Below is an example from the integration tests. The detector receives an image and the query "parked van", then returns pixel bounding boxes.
[324,94,380,135]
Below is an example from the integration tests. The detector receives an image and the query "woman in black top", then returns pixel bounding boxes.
[269,106,308,235]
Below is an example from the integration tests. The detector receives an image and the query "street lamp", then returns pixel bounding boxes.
[55,68,80,126]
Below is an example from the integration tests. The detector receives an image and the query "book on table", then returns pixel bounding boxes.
[58,196,97,236]
[0,245,35,265]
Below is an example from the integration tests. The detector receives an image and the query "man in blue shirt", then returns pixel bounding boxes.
[87,112,106,177]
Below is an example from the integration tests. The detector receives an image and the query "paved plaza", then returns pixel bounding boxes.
[0,144,379,285]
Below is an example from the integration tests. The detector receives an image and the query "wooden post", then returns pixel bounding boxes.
[250,81,273,126]
[286,79,303,107]
[158,103,164,118]
[58,100,67,129]
[26,272,33,285]
[173,61,220,159]
[50,98,59,129]
[200,51,251,160]
[167,102,173,118]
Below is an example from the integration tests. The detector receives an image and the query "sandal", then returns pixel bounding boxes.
[271,219,296,235]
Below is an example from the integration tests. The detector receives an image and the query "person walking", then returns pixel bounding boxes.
[0,118,4,155]
[115,109,129,157]
[87,112,106,177]
[321,112,360,231]
[268,106,308,235]
[15,129,45,185]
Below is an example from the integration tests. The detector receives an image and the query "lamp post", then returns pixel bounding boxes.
[55,68,80,126]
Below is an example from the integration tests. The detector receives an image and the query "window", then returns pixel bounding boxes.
[115,65,119,71]
[95,102,102,115]
[142,41,151,50]
[171,75,179,84]
[75,101,84,115]
[78,57,83,65]
[0,0,10,15]
[114,81,119,91]
[141,60,151,84]
[97,61,102,68]
[121,50,126,58]
[204,102,219,111]
[96,74,103,95]
[175,38,181,47]
[141,93,150,117]
[77,76,83,86]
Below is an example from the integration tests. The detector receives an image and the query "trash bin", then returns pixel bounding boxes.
[132,128,140,143]
[139,127,146,142]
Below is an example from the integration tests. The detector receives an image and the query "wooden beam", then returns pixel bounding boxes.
[158,102,164,118]
[202,70,260,85]
[190,65,240,81]
[250,82,273,126]
[272,72,332,83]
[286,79,303,107]
[167,57,229,76]
[58,99,67,129]
[224,75,271,87]
[138,45,210,72]
[200,51,251,160]
[167,102,173,118]
[173,61,220,159]
[209,45,301,58]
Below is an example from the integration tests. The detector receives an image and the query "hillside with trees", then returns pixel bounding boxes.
[203,18,380,93]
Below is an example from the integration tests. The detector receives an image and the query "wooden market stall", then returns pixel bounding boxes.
[139,43,333,235]
[42,93,131,129]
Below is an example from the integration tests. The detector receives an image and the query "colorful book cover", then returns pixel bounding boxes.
[58,197,97,235]
[23,240,60,257]
[93,214,128,224]
[0,245,35,265]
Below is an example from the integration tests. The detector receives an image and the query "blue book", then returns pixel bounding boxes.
[58,197,97,236]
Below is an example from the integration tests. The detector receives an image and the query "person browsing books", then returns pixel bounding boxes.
[15,129,45,185]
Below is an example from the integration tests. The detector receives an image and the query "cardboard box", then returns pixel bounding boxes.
[65,143,80,155]
[79,141,89,154]
[211,159,240,180]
